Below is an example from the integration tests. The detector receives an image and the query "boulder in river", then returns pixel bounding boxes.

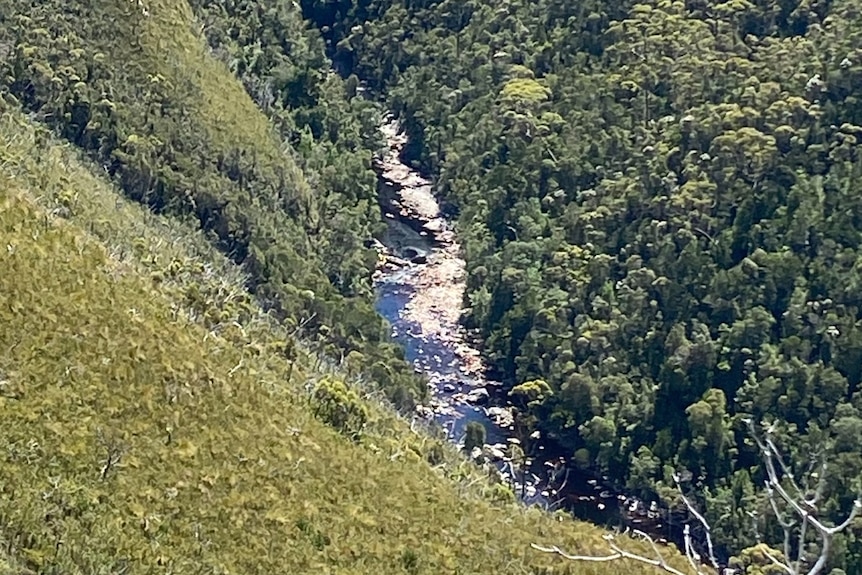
[464,387,490,404]
[485,406,515,428]
[386,256,410,268]
[484,444,507,461]
[415,404,434,419]
[423,219,444,233]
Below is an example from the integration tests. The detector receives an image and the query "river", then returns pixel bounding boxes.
[370,120,548,505]
[369,118,655,526]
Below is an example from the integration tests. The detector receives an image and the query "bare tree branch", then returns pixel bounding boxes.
[631,528,679,572]
[795,516,808,574]
[96,429,126,481]
[744,418,862,575]
[532,534,691,575]
[682,525,702,574]
[764,435,819,509]
[532,420,861,575]
[761,546,794,575]
[531,542,623,562]
[764,482,795,567]
[673,473,720,571]
[289,312,317,338]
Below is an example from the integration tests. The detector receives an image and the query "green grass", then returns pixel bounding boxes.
[0,0,424,406]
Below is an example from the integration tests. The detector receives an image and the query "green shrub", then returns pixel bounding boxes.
[463,421,487,452]
[312,377,368,440]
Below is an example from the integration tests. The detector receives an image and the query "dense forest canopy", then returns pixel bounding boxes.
[301,0,862,568]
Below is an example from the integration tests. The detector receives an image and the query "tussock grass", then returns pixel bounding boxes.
[1,0,425,405]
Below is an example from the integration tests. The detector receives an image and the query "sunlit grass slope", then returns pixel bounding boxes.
[0,0,423,404]
[0,107,698,574]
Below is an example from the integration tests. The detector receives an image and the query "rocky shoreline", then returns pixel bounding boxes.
[370,116,713,564]
[371,118,549,498]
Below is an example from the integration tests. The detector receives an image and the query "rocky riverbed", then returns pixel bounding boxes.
[372,118,554,502]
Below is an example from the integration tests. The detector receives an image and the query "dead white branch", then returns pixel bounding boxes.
[531,421,861,575]
[532,530,690,575]
[674,473,720,571]
[744,419,860,575]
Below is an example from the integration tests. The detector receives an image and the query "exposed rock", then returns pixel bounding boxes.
[464,387,489,403]
[484,444,507,461]
[485,406,515,428]
[423,219,444,234]
[386,256,410,268]
[415,404,434,419]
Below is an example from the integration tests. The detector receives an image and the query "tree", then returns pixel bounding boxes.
[463,421,486,452]
[531,421,862,575]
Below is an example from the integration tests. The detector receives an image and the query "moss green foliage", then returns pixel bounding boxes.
[0,102,698,575]
[463,421,487,453]
[303,0,862,567]
[0,0,423,408]
[313,377,369,440]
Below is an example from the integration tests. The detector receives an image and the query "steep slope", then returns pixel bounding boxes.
[301,0,862,566]
[0,0,421,406]
[0,104,697,574]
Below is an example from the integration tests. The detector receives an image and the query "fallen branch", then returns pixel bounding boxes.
[532,529,690,575]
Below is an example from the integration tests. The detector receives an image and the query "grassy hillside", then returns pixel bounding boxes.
[0,102,699,574]
[0,0,421,407]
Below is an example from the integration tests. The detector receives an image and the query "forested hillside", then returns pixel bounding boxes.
[0,0,422,408]
[0,0,703,571]
[301,0,862,566]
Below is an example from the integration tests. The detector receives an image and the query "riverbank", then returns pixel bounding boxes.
[369,117,692,541]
